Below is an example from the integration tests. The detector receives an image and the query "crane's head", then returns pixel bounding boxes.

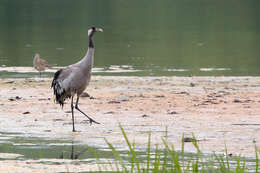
[88,26,103,37]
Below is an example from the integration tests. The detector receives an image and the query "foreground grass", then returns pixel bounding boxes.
[87,124,259,172]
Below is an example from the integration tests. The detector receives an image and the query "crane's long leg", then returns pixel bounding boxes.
[71,96,76,132]
[75,96,100,125]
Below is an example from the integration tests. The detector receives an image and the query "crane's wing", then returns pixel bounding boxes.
[55,66,73,81]
[51,66,74,107]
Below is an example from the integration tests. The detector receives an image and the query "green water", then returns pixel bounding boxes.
[0,132,114,161]
[0,0,260,76]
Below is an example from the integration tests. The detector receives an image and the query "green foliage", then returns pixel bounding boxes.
[256,145,259,173]
[88,124,260,173]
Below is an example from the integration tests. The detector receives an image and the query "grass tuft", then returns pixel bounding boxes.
[88,124,259,172]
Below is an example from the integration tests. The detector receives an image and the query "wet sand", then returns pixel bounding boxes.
[0,76,260,172]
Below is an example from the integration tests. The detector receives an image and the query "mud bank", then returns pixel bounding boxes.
[0,76,260,172]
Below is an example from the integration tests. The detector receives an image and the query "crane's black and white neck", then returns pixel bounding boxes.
[88,26,103,48]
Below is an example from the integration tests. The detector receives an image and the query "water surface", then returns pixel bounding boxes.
[0,131,257,172]
[0,0,260,76]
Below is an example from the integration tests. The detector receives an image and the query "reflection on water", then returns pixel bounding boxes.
[0,131,111,161]
[0,0,260,76]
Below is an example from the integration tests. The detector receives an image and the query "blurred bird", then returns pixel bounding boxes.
[51,26,103,132]
[33,53,49,77]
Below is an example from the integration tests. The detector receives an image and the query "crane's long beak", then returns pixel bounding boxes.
[96,28,103,32]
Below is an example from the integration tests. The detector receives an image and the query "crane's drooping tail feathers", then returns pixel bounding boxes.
[51,69,70,107]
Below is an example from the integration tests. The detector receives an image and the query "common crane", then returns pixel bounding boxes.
[51,26,103,132]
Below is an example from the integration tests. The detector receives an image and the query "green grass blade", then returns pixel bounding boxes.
[86,145,103,172]
[191,133,201,154]
[132,142,136,173]
[146,132,151,173]
[173,150,181,172]
[242,157,246,173]
[192,160,199,173]
[184,160,191,173]
[131,150,134,173]
[162,138,182,172]
[162,145,168,172]
[256,145,259,173]
[153,144,161,173]
[119,123,140,173]
[104,138,128,172]
[214,153,226,172]
[181,133,185,172]
[235,154,241,173]
[224,144,230,172]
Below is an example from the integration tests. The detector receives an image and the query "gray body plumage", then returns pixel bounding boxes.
[51,48,94,106]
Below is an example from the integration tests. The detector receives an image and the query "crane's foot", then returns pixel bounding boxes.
[75,105,100,125]
[89,118,100,125]
[72,128,82,132]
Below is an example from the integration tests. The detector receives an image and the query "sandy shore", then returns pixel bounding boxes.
[0,76,260,172]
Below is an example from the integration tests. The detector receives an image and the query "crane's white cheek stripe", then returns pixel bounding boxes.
[88,29,92,37]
